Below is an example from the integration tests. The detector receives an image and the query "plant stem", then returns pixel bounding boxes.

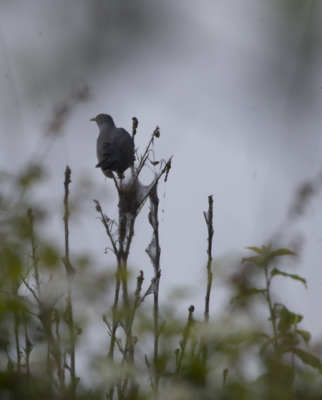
[175,306,195,374]
[63,165,77,399]
[264,265,278,351]
[146,184,161,393]
[14,307,21,373]
[203,195,214,323]
[27,208,41,297]
[23,312,32,380]
[199,195,214,369]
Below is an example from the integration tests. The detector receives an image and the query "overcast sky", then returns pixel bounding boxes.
[1,0,322,351]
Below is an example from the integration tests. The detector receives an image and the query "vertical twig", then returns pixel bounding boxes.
[175,305,195,374]
[264,265,278,351]
[23,312,32,380]
[10,274,22,374]
[39,308,66,393]
[146,183,161,393]
[27,208,41,297]
[118,215,131,312]
[145,355,155,391]
[119,271,145,400]
[105,201,137,399]
[200,195,214,368]
[119,273,158,400]
[128,126,160,193]
[132,117,138,139]
[62,165,77,399]
[93,200,121,400]
[116,204,135,399]
[121,271,159,362]
[203,195,214,323]
[13,301,21,373]
[107,263,121,359]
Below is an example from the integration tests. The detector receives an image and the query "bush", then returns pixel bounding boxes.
[0,116,321,400]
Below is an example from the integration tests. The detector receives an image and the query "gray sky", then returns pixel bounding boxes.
[1,0,322,350]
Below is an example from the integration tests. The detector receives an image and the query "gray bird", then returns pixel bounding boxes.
[90,114,135,179]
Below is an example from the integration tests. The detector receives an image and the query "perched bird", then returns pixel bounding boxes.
[90,114,135,179]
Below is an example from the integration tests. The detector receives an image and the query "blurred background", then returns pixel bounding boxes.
[1,0,322,350]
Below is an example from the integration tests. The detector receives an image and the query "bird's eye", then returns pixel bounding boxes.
[97,114,103,119]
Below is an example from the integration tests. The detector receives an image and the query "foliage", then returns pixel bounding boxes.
[0,128,322,400]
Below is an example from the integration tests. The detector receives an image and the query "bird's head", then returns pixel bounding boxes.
[90,114,115,127]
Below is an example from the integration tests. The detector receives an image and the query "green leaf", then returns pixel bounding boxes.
[270,249,296,257]
[273,303,303,332]
[260,332,295,354]
[290,348,322,372]
[270,268,307,288]
[241,256,262,264]
[295,329,311,345]
[245,247,263,255]
[230,288,267,304]
[242,246,296,267]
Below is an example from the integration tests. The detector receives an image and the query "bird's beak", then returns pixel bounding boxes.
[90,117,97,121]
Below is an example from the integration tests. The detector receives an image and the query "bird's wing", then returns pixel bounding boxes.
[114,129,135,165]
[96,142,120,171]
[96,141,132,173]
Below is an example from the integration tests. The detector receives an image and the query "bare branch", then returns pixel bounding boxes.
[145,355,155,392]
[175,305,195,374]
[132,117,138,139]
[200,195,214,368]
[94,200,118,254]
[203,195,214,323]
[62,165,77,399]
[128,126,161,193]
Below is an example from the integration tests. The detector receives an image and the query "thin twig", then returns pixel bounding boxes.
[23,312,32,381]
[62,165,77,399]
[265,266,278,351]
[203,195,214,322]
[107,261,122,400]
[20,274,40,305]
[122,273,159,362]
[200,195,214,368]
[94,200,118,254]
[94,199,122,400]
[145,355,155,391]
[119,272,160,400]
[117,208,137,396]
[146,183,162,393]
[132,117,138,139]
[175,305,195,374]
[39,308,66,394]
[13,304,21,373]
[128,127,160,193]
[27,208,41,298]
